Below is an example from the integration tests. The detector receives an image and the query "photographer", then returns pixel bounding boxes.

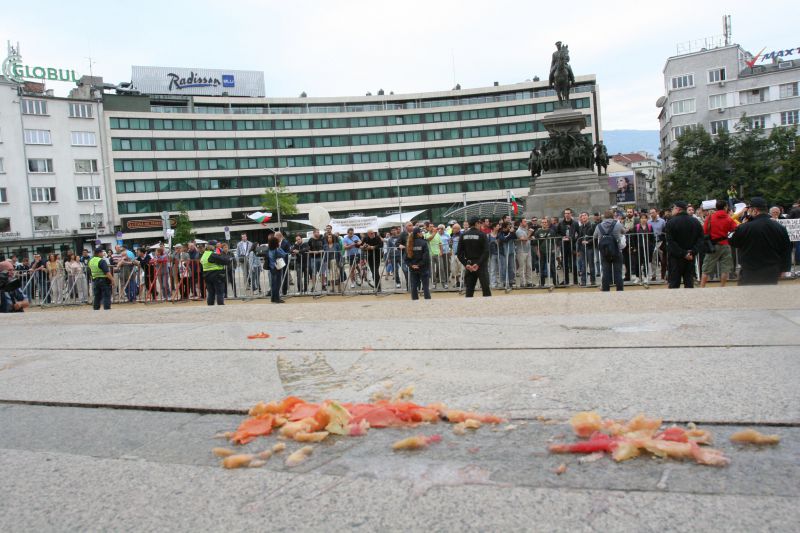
[0,260,29,313]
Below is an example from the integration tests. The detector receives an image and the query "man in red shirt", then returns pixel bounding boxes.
[700,200,738,288]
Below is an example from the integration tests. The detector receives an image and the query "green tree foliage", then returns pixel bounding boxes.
[765,126,800,205]
[173,202,195,245]
[261,185,299,223]
[661,120,799,207]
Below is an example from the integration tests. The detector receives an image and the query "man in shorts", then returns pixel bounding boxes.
[700,200,738,288]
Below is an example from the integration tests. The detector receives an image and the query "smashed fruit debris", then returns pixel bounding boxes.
[548,412,730,467]
[214,394,505,468]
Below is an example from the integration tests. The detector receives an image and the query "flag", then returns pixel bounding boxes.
[247,211,272,226]
[510,193,519,216]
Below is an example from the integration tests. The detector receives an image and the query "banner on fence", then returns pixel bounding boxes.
[777,218,800,242]
[330,216,379,234]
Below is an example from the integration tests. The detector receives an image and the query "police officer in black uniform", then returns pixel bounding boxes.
[730,197,792,285]
[457,216,491,297]
[664,201,703,288]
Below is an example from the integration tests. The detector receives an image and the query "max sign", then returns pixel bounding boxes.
[746,45,800,68]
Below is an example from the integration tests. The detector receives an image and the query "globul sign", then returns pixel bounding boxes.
[2,41,80,84]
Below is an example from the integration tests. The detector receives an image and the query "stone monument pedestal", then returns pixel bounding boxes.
[523,102,611,218]
[524,169,610,218]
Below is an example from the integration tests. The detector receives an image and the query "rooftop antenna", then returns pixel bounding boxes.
[723,15,732,45]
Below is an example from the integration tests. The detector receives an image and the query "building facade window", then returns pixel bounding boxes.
[779,82,799,99]
[670,73,694,90]
[710,120,729,135]
[77,186,101,201]
[79,214,102,229]
[21,99,48,115]
[69,103,93,118]
[27,158,54,173]
[24,129,51,144]
[71,131,97,146]
[0,157,4,173]
[33,215,59,231]
[749,115,769,129]
[672,124,695,141]
[708,94,727,110]
[30,187,57,203]
[740,88,768,105]
[74,159,98,173]
[671,99,695,115]
[0,217,10,232]
[0,188,6,203]
[781,110,799,126]
[707,68,726,83]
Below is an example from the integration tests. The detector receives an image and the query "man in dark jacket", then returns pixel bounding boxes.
[457,216,491,297]
[556,208,580,285]
[729,197,792,285]
[576,211,596,286]
[664,201,704,289]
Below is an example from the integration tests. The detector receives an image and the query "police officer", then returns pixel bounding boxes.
[457,216,491,297]
[730,197,792,285]
[89,246,114,310]
[200,240,231,305]
[664,201,703,289]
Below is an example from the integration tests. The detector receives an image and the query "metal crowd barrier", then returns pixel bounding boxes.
[4,232,776,309]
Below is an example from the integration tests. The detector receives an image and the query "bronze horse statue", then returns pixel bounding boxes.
[550,46,574,105]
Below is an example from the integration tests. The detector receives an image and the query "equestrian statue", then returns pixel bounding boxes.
[549,41,575,106]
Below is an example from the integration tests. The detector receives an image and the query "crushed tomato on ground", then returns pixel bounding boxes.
[548,412,730,467]
[216,393,505,468]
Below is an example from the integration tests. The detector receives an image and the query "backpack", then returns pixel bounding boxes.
[598,222,619,261]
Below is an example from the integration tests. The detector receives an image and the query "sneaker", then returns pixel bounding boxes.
[395,283,401,288]
[432,284,437,289]
[350,282,355,288]
[444,284,449,289]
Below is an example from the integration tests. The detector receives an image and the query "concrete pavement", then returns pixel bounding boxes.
[1,284,798,531]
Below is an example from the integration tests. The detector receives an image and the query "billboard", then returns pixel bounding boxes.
[131,66,265,97]
[608,171,636,205]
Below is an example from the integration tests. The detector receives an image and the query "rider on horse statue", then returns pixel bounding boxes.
[549,41,575,105]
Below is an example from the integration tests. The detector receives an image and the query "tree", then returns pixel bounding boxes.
[661,126,728,206]
[764,125,800,205]
[729,116,773,199]
[173,202,195,245]
[261,184,299,226]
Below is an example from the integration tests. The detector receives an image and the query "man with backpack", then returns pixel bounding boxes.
[593,210,625,291]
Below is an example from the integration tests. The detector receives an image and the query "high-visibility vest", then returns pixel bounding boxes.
[200,250,224,272]
[88,256,106,279]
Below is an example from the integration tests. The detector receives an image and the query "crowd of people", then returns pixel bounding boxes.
[1,198,797,311]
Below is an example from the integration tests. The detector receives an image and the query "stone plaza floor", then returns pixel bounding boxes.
[1,285,798,531]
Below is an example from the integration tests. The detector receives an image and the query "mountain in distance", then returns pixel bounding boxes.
[602,130,660,159]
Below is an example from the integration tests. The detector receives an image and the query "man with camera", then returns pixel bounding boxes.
[0,259,30,313]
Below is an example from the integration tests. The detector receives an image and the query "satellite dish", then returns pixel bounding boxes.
[309,206,330,230]
[655,96,667,108]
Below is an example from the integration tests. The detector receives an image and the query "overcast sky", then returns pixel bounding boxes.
[2,0,795,130]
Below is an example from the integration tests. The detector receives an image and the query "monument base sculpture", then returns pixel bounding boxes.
[524,168,610,218]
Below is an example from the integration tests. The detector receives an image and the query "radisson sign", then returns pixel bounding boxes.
[2,41,81,84]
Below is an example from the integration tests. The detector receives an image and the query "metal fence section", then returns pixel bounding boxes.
[5,231,780,308]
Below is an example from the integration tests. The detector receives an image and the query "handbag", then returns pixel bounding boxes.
[275,257,286,270]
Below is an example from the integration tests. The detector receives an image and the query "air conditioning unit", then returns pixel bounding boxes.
[719,81,726,87]
[718,107,726,113]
